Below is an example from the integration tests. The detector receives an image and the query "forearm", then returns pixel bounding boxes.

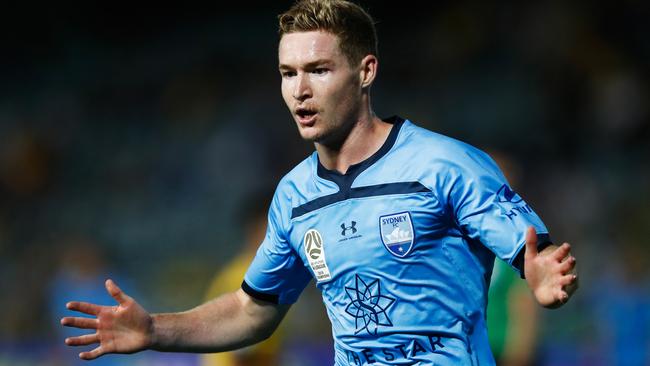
[150,289,284,353]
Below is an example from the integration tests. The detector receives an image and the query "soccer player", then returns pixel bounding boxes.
[60,1,578,365]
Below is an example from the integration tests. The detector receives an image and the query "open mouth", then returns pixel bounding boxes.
[296,107,318,125]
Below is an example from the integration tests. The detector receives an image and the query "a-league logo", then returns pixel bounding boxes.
[303,229,331,282]
[304,229,323,260]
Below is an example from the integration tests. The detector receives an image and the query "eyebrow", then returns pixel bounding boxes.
[278,59,333,70]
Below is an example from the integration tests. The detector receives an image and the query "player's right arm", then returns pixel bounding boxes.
[61,279,288,360]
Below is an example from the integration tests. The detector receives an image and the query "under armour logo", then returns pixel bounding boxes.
[341,221,357,236]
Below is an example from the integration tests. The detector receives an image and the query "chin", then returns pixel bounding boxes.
[296,125,322,143]
[299,133,321,143]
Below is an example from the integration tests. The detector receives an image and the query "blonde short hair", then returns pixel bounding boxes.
[278,0,378,66]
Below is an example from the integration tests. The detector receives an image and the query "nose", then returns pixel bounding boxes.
[293,73,312,101]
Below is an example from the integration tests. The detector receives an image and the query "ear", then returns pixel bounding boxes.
[359,55,378,89]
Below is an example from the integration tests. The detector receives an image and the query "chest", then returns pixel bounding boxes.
[287,191,449,283]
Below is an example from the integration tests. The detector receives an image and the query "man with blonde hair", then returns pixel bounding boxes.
[62,1,578,365]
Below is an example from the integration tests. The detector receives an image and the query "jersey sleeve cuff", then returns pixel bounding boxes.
[512,233,553,279]
[241,280,280,304]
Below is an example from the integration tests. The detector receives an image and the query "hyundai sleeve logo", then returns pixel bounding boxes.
[496,184,523,203]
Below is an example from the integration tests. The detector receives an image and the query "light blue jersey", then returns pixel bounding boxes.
[243,117,550,365]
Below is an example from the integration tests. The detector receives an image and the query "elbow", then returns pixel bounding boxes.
[236,288,286,345]
[256,326,276,343]
[249,313,281,343]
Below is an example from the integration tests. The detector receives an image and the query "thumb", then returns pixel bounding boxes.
[105,279,130,305]
[524,226,538,260]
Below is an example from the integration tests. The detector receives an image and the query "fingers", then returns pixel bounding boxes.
[551,273,577,307]
[106,279,131,305]
[524,226,538,259]
[65,332,99,347]
[558,255,577,273]
[79,346,106,360]
[558,273,578,287]
[61,316,98,330]
[552,242,572,261]
[67,301,102,316]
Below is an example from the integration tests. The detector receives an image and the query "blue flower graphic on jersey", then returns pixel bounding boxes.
[344,275,396,336]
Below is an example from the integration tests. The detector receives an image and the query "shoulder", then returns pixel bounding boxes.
[268,152,320,218]
[399,120,496,172]
[274,153,316,198]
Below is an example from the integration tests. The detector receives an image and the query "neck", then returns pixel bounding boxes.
[315,111,392,174]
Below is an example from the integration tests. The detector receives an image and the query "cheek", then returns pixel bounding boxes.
[325,81,358,112]
[319,79,349,104]
[280,80,293,106]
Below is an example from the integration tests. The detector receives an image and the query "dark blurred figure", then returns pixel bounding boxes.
[201,191,285,366]
[486,150,540,366]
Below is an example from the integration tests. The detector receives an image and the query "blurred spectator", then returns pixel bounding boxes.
[486,150,540,366]
[48,234,148,366]
[488,260,540,366]
[201,191,284,366]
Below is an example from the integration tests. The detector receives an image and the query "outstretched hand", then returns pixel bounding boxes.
[61,279,153,360]
[524,227,578,308]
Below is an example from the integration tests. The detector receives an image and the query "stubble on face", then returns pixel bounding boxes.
[278,31,362,147]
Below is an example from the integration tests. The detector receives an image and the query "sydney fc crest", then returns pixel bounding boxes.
[379,212,414,257]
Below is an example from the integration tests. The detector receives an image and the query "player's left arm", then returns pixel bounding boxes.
[523,226,578,308]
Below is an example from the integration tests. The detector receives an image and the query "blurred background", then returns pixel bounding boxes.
[1,1,649,365]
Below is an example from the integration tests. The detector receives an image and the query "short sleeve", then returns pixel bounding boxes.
[243,190,312,305]
[444,147,551,277]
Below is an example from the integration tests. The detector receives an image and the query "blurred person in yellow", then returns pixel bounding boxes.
[201,192,284,366]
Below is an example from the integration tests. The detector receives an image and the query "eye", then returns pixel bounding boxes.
[313,68,329,75]
[281,70,296,78]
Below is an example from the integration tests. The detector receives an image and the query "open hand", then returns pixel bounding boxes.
[524,227,578,308]
[61,279,153,360]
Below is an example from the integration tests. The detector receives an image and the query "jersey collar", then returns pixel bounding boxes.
[316,116,405,191]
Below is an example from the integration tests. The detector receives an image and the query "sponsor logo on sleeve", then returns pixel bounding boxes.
[496,184,536,220]
[496,184,523,203]
[303,229,331,282]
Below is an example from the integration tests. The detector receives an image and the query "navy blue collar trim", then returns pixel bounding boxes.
[291,181,430,219]
[315,115,405,190]
[290,116,425,220]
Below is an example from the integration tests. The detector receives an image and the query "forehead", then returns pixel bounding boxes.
[278,31,344,66]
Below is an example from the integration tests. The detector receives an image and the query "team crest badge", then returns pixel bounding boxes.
[379,212,414,257]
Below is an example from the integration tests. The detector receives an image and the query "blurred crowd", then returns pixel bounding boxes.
[1,1,648,365]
